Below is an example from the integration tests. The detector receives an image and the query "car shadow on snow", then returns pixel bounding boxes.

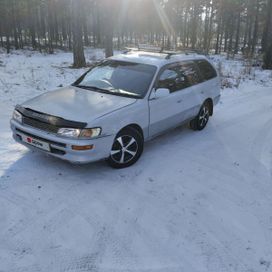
[2,122,221,185]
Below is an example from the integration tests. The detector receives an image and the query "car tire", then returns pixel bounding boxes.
[190,101,211,131]
[107,127,144,168]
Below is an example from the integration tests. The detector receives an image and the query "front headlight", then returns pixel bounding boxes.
[57,128,81,138]
[57,127,101,139]
[80,128,101,138]
[13,110,22,123]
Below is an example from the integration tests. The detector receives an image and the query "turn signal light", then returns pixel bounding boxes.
[72,145,94,151]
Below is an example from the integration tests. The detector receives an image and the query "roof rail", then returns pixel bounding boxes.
[123,47,138,54]
[164,49,205,59]
[123,44,163,54]
[123,46,205,59]
[138,44,163,53]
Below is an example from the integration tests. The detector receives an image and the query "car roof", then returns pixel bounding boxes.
[109,51,209,69]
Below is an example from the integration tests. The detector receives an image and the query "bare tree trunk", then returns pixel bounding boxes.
[11,0,19,50]
[102,0,114,58]
[234,12,241,54]
[83,15,89,46]
[207,2,214,53]
[203,0,210,53]
[47,0,54,53]
[72,0,86,67]
[105,22,113,58]
[263,0,272,68]
[191,4,198,49]
[227,15,234,57]
[243,14,249,50]
[4,0,11,53]
[183,6,188,47]
[251,0,260,55]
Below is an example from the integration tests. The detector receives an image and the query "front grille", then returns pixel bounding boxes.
[51,148,66,155]
[23,116,59,134]
[15,131,66,156]
[16,128,66,148]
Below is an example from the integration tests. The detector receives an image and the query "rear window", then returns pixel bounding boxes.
[195,60,217,81]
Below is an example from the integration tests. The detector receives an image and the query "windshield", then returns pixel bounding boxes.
[74,60,157,98]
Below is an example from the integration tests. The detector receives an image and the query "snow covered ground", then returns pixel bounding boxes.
[0,49,272,272]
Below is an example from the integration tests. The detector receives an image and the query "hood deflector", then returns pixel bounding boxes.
[16,105,87,129]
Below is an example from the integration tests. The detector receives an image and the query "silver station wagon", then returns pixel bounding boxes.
[11,49,220,168]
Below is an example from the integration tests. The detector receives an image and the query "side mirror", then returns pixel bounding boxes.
[150,88,170,100]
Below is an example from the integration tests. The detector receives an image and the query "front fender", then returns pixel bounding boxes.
[88,100,149,140]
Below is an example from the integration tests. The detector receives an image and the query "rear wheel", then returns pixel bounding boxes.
[107,127,144,168]
[190,102,211,131]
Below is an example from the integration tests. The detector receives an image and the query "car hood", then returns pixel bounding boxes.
[22,86,137,123]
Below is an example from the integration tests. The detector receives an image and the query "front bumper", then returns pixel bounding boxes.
[10,119,115,164]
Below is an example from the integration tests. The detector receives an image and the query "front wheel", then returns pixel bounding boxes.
[190,102,211,131]
[107,127,144,168]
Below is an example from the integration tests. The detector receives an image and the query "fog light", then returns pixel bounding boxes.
[72,145,94,151]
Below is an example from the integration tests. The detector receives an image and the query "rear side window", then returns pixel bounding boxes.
[157,61,202,93]
[178,62,202,86]
[195,60,217,80]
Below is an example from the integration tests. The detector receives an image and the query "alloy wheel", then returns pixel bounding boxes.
[110,135,138,164]
[198,105,209,128]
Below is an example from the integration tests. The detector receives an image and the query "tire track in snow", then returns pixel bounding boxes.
[38,182,143,271]
[251,117,272,177]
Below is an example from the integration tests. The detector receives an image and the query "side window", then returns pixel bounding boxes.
[157,67,180,93]
[157,62,202,93]
[178,62,202,86]
[195,60,217,81]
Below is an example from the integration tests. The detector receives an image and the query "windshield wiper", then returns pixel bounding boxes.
[111,88,141,98]
[75,85,141,98]
[75,85,114,95]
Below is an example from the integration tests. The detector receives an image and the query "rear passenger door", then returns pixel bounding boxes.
[194,59,220,101]
[175,61,204,119]
[148,61,203,137]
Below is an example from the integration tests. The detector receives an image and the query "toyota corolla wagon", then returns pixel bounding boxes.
[10,49,220,168]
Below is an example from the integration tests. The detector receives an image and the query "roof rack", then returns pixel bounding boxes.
[163,49,204,59]
[124,44,163,54]
[123,45,204,59]
[138,44,163,53]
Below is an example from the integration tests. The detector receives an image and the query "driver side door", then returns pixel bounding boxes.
[148,63,188,137]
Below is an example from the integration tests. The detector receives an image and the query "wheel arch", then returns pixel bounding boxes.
[119,123,144,139]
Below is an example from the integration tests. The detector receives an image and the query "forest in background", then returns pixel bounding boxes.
[0,0,272,68]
